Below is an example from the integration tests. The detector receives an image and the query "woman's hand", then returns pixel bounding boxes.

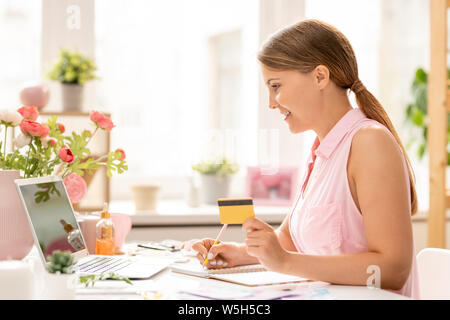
[242,217,289,273]
[182,238,256,269]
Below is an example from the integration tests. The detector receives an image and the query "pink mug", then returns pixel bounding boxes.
[78,212,132,254]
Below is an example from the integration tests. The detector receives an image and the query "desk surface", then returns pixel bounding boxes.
[73,245,410,300]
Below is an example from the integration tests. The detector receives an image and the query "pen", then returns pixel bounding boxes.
[203,224,228,267]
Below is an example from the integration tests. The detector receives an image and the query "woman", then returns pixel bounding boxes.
[182,19,419,298]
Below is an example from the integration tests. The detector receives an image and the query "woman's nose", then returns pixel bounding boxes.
[268,104,279,110]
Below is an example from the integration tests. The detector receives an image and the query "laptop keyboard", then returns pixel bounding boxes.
[77,257,133,274]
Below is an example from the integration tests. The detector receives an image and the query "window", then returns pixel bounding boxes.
[0,0,41,107]
[95,0,259,200]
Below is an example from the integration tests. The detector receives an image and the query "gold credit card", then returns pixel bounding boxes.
[218,198,255,224]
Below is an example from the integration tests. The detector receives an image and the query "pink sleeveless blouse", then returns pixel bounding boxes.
[289,108,420,299]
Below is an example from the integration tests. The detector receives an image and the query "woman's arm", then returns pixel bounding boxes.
[244,126,413,290]
[275,213,298,252]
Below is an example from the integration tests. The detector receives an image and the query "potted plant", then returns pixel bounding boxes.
[404,67,450,163]
[44,250,78,299]
[0,106,128,260]
[47,48,99,111]
[192,157,239,204]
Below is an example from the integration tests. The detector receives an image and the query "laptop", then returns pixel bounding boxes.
[15,175,170,280]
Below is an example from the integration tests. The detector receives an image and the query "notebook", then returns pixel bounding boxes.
[170,263,311,287]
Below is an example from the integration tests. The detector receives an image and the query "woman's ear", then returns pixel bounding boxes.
[314,65,330,90]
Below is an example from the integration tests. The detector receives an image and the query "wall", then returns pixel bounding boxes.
[41,0,96,111]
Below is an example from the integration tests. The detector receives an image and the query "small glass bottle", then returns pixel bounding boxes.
[95,203,115,255]
[60,219,85,251]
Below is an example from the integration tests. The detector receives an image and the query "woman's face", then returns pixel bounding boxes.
[260,64,322,134]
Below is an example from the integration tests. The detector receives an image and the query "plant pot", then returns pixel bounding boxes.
[199,174,232,205]
[131,184,161,212]
[44,272,78,300]
[0,170,34,260]
[61,83,84,111]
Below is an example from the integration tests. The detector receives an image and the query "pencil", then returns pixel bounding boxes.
[203,224,228,267]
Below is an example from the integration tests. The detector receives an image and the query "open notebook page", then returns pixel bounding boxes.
[170,263,265,277]
[210,271,309,287]
[170,263,310,286]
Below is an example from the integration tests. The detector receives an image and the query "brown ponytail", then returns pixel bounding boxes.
[258,19,418,215]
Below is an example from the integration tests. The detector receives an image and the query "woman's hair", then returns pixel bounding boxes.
[258,19,417,215]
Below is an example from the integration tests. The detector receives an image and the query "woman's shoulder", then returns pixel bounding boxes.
[352,123,397,148]
[348,123,406,175]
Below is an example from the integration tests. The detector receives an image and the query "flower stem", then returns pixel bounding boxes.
[61,166,71,178]
[3,125,7,162]
[24,143,32,178]
[85,127,99,147]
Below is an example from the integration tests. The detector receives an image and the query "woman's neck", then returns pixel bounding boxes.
[314,89,353,142]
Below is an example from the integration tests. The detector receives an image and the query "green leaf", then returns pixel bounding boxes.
[47,48,98,85]
[405,67,450,162]
[78,272,132,288]
[192,157,239,176]
[411,107,424,126]
[414,68,427,84]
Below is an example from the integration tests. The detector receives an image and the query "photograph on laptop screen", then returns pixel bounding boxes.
[18,181,85,260]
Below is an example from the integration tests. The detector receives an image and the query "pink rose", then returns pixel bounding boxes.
[115,148,126,161]
[20,120,49,138]
[59,146,74,163]
[41,137,56,148]
[57,123,65,133]
[63,173,87,204]
[90,110,115,131]
[17,106,39,121]
[83,129,92,137]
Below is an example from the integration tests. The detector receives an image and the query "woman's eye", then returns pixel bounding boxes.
[271,84,280,91]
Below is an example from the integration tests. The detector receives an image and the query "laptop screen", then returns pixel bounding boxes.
[17,179,87,262]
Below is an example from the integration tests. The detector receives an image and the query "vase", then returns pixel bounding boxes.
[0,170,34,260]
[199,174,232,205]
[131,184,161,212]
[43,272,78,300]
[186,176,201,208]
[19,82,50,110]
[61,83,84,111]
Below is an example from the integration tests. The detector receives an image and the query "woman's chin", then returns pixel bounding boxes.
[287,123,306,134]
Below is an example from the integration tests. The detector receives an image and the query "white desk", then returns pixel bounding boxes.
[75,271,409,300]
[73,245,410,300]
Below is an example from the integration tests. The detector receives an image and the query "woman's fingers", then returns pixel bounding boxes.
[203,243,230,269]
[242,217,271,233]
[205,257,228,269]
[191,239,217,262]
[209,243,226,258]
[245,230,267,247]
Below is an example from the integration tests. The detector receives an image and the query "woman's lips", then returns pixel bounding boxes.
[283,111,291,120]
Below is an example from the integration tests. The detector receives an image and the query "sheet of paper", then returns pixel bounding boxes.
[210,271,308,286]
[178,286,253,300]
[170,263,210,277]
